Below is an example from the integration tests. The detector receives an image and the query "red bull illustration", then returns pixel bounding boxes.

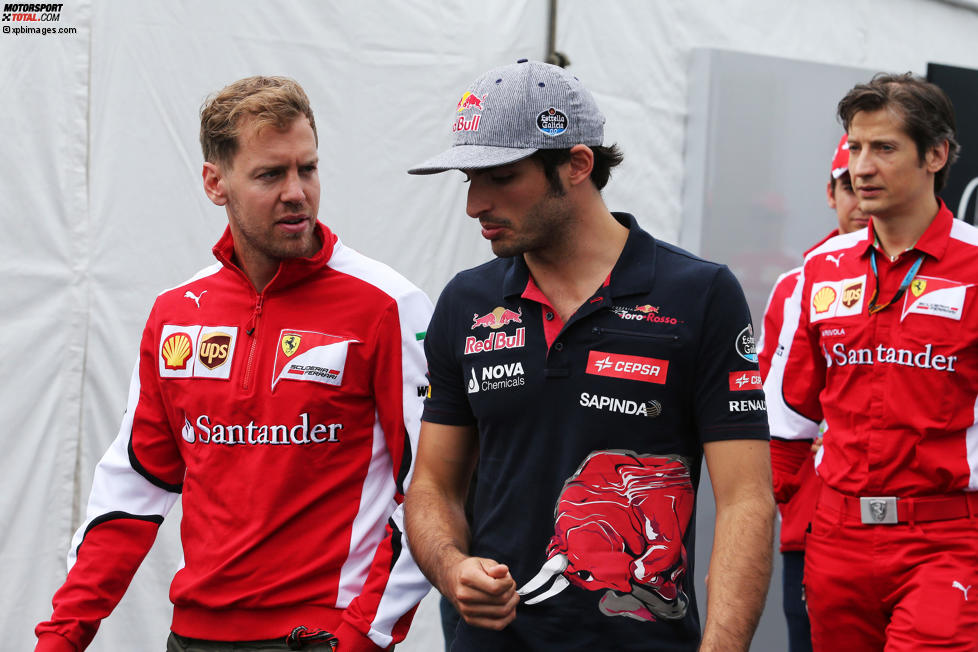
[456,91,486,112]
[517,450,694,622]
[471,306,523,330]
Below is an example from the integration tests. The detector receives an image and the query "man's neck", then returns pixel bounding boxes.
[524,209,628,321]
[873,195,940,260]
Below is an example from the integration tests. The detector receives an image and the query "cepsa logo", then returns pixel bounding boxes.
[728,371,762,391]
[2,3,62,21]
[586,351,668,384]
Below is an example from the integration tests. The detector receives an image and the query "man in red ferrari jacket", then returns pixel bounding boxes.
[758,133,869,652]
[766,73,978,651]
[34,76,433,651]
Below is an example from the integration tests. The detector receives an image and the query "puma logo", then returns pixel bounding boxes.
[184,290,207,308]
[952,581,971,600]
[826,253,845,267]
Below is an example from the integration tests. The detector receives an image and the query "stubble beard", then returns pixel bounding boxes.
[490,190,574,259]
[228,197,320,262]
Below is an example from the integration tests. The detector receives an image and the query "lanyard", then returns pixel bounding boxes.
[866,249,925,315]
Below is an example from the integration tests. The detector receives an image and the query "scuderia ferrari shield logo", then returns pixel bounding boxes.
[272,330,359,391]
[282,333,301,357]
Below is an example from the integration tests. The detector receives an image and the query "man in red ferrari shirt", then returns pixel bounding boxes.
[766,73,977,651]
[758,133,869,652]
[34,76,432,652]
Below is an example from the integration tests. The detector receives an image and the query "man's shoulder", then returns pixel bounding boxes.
[443,257,512,294]
[804,229,865,263]
[767,267,803,307]
[327,240,430,308]
[949,217,978,248]
[155,262,225,301]
[653,238,727,275]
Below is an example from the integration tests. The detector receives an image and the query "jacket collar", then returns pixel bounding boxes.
[211,221,338,292]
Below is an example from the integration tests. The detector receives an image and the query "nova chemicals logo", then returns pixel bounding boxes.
[471,362,525,392]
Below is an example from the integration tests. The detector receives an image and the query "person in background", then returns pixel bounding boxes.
[758,133,868,652]
[766,72,978,651]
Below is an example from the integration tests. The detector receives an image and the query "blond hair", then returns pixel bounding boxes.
[199,76,317,167]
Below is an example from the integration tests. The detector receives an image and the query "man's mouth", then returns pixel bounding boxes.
[277,215,310,233]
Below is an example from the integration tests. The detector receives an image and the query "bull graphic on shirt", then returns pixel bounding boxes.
[517,450,694,622]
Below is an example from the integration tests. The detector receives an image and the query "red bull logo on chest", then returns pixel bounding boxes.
[464,327,526,355]
[471,306,523,330]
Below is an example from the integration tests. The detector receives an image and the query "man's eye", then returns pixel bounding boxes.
[490,174,514,184]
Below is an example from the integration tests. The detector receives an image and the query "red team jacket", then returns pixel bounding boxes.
[766,202,978,498]
[759,231,835,552]
[36,223,433,651]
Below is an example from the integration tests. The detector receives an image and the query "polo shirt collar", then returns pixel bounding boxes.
[859,199,953,261]
[501,212,657,300]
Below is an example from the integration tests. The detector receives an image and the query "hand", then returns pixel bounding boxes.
[445,556,519,630]
[811,436,823,454]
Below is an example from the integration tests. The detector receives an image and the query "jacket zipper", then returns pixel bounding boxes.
[591,327,680,343]
[242,294,264,390]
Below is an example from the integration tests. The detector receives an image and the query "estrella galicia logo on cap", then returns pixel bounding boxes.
[735,325,757,363]
[537,107,568,136]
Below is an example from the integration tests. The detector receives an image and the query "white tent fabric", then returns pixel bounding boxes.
[4,1,978,650]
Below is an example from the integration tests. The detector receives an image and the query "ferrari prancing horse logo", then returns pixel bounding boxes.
[911,279,927,297]
[282,334,301,357]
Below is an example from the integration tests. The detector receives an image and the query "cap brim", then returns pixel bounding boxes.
[831,166,849,180]
[407,145,538,175]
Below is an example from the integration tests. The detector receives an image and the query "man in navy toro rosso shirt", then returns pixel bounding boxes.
[404,60,774,652]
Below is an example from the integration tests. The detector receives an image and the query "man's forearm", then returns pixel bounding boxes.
[404,482,471,594]
[699,493,776,652]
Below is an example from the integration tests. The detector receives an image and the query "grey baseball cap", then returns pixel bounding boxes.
[408,59,606,174]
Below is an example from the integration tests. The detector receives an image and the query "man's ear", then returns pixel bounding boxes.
[566,144,595,187]
[925,139,949,174]
[202,162,228,206]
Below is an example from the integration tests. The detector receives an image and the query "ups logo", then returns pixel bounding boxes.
[842,282,863,308]
[199,332,232,369]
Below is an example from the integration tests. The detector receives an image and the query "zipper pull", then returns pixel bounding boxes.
[246,294,264,335]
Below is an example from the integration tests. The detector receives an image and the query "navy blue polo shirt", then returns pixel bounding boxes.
[423,213,768,651]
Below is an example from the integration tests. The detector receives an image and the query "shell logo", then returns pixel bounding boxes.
[812,286,837,314]
[162,333,193,370]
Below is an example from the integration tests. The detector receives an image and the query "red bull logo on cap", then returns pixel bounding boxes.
[454,91,486,133]
[456,91,486,112]
[471,306,523,330]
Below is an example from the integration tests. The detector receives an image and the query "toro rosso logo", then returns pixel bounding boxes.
[517,450,694,622]
[472,306,522,330]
